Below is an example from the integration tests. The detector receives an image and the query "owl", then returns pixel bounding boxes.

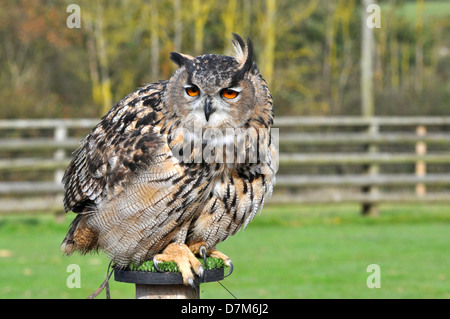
[61,34,277,288]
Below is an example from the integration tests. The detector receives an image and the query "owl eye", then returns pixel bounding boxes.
[185,86,200,97]
[221,88,239,99]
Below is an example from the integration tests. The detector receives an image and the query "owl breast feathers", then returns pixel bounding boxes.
[61,34,276,284]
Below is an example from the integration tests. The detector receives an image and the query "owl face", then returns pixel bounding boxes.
[164,34,266,130]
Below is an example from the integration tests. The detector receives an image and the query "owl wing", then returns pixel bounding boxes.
[62,81,168,213]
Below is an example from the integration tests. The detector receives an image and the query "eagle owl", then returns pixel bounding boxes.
[61,34,276,287]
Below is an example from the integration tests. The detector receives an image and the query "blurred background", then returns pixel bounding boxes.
[0,0,449,299]
[1,0,449,117]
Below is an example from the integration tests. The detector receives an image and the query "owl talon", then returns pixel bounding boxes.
[199,246,208,265]
[152,256,164,273]
[198,264,205,282]
[153,243,204,287]
[187,278,197,292]
[189,243,234,278]
[224,259,234,277]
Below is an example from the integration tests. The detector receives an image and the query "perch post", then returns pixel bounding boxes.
[135,284,199,299]
[114,268,225,299]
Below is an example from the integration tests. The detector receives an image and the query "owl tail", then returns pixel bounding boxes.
[61,214,98,255]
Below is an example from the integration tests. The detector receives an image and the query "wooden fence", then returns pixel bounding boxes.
[1,117,449,215]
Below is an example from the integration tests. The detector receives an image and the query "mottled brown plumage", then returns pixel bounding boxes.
[61,34,277,286]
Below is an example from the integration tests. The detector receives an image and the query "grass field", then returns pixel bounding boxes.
[0,203,449,299]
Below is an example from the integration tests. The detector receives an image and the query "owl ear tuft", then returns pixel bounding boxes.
[170,52,195,68]
[232,33,246,62]
[232,33,254,75]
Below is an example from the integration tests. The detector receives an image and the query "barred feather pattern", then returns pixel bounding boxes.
[61,64,276,269]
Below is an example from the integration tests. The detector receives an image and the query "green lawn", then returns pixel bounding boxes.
[0,203,449,299]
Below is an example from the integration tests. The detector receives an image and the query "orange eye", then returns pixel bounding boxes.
[186,86,200,97]
[221,88,239,99]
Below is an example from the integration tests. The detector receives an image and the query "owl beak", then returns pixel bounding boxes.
[204,98,213,122]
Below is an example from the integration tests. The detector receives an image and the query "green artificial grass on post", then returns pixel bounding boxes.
[128,257,226,273]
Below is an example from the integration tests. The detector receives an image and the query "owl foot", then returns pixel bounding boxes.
[189,243,234,278]
[153,243,205,289]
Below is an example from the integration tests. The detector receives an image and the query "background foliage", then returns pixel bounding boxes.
[1,0,449,119]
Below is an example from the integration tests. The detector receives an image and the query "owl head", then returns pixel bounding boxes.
[163,34,271,130]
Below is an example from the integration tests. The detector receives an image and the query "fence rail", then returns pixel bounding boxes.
[1,117,449,214]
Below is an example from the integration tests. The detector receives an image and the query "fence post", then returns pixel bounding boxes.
[415,125,427,196]
[360,0,377,215]
[361,120,379,216]
[54,124,67,184]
